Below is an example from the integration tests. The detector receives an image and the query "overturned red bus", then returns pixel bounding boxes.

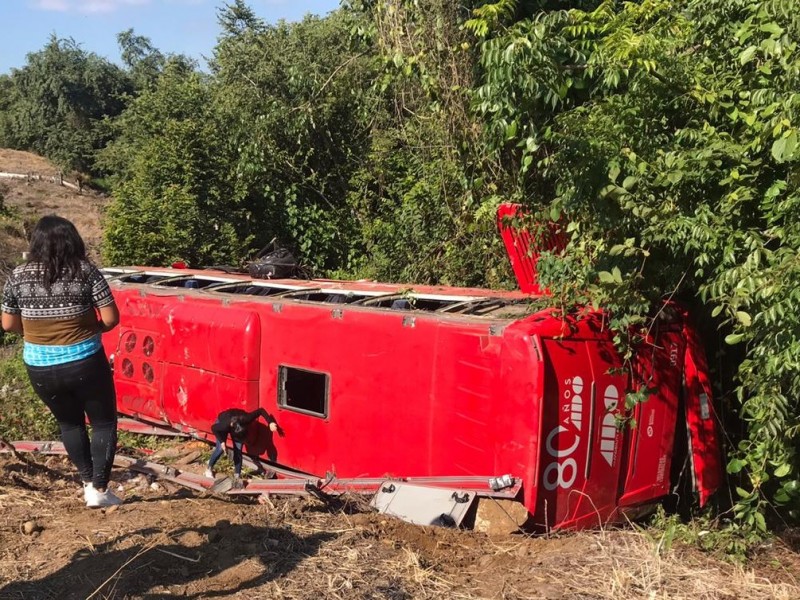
[98,204,722,530]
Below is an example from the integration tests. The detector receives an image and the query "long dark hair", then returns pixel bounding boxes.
[28,215,88,289]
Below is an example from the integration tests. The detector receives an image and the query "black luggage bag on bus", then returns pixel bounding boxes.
[247,248,298,279]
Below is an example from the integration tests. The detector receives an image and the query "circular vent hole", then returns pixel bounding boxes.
[121,358,134,378]
[142,362,154,383]
[124,333,137,353]
[143,336,155,357]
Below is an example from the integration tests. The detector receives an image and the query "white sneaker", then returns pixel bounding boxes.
[86,486,123,508]
[83,482,94,503]
[204,468,215,479]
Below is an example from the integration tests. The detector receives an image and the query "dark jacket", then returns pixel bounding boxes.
[211,408,275,443]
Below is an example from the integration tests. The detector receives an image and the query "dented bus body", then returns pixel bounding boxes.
[98,204,722,530]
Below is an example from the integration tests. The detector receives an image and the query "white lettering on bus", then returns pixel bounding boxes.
[543,377,583,491]
[543,378,621,490]
[600,385,619,466]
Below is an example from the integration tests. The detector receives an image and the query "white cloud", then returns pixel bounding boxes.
[79,0,150,13]
[32,0,70,11]
[31,0,151,13]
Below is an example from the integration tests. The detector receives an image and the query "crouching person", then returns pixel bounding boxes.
[205,408,278,481]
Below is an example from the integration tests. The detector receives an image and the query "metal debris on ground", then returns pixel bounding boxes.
[370,481,476,527]
[1,439,524,528]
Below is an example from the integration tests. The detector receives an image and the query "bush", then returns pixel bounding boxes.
[0,343,58,440]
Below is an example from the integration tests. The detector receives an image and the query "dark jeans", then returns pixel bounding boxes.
[26,350,117,490]
[208,434,244,476]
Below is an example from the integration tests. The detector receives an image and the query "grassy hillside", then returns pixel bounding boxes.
[0,148,108,274]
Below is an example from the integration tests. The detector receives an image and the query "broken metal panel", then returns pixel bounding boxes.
[0,440,524,509]
[681,316,723,506]
[118,417,190,437]
[0,440,209,492]
[496,202,567,296]
[370,481,476,527]
[1,440,313,497]
[394,475,522,500]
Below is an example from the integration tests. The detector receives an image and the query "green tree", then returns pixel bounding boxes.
[117,29,196,92]
[0,36,132,174]
[117,29,166,90]
[346,0,514,287]
[102,63,243,266]
[210,5,376,271]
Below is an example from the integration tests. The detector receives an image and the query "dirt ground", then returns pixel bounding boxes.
[0,445,798,600]
[0,148,107,272]
[0,149,61,177]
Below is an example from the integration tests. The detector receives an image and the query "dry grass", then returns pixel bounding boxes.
[0,149,61,177]
[0,149,108,269]
[560,530,798,599]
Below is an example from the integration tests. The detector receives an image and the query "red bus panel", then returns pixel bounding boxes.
[619,329,683,507]
[534,338,626,529]
[100,265,722,531]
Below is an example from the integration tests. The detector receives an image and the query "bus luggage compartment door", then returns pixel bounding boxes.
[160,300,261,432]
[535,338,626,530]
[618,329,684,508]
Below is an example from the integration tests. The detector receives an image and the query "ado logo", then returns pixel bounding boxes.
[599,385,619,466]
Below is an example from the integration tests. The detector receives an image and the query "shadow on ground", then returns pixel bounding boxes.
[0,520,334,600]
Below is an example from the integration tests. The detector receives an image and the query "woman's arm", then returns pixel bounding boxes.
[1,312,23,335]
[97,303,120,333]
[88,264,119,333]
[2,274,22,334]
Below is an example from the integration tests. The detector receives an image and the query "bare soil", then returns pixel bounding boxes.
[0,446,798,600]
[0,149,61,176]
[0,148,108,273]
[1,149,799,599]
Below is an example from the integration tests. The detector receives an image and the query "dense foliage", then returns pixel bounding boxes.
[343,0,512,286]
[468,0,800,529]
[209,5,376,271]
[0,37,132,173]
[0,0,798,529]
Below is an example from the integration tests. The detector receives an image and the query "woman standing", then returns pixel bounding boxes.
[1,216,122,508]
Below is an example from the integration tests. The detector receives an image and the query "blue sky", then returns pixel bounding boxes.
[0,0,341,75]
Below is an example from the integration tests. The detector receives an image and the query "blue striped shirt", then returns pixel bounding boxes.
[23,335,103,367]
